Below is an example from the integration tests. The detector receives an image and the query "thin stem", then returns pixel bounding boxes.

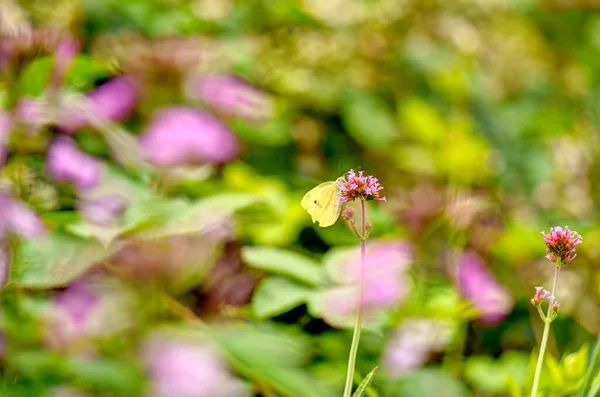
[531,263,561,397]
[577,334,600,397]
[343,199,367,397]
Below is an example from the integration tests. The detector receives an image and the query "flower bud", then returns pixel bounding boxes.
[341,206,354,222]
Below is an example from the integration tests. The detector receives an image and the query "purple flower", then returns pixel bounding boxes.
[140,107,239,166]
[142,333,249,397]
[77,195,128,226]
[449,251,513,325]
[0,195,46,238]
[337,169,386,204]
[46,137,103,190]
[45,276,137,348]
[530,286,551,306]
[0,111,12,166]
[56,281,99,333]
[185,74,273,121]
[320,240,412,327]
[541,226,582,265]
[383,318,451,377]
[59,76,138,132]
[49,36,80,89]
[14,97,48,134]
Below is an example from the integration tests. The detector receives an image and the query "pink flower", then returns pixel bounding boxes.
[337,169,386,204]
[383,318,451,377]
[142,333,249,397]
[449,251,513,325]
[77,195,128,226]
[58,76,138,132]
[140,106,239,166]
[0,194,46,238]
[49,36,80,89]
[541,226,582,265]
[14,97,48,134]
[46,137,103,190]
[530,286,551,306]
[319,240,412,327]
[185,74,272,121]
[45,275,137,348]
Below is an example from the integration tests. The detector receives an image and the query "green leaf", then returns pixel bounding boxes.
[68,193,260,249]
[66,55,111,90]
[18,57,53,96]
[578,338,600,397]
[64,357,145,396]
[134,193,260,239]
[230,107,293,147]
[252,277,314,319]
[340,91,399,149]
[242,246,326,286]
[398,98,446,146]
[465,352,529,394]
[10,231,119,288]
[562,345,589,381]
[353,366,378,397]
[7,350,66,378]
[206,323,334,397]
[206,323,314,368]
[386,368,469,397]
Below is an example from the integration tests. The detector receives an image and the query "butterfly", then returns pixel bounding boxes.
[301,180,342,227]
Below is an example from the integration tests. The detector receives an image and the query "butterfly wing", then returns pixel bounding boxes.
[314,184,342,227]
[301,182,331,222]
[301,182,342,227]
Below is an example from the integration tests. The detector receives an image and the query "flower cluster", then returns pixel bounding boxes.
[541,226,582,265]
[337,169,386,204]
[530,286,560,322]
[530,286,551,306]
[319,240,412,327]
[450,251,513,325]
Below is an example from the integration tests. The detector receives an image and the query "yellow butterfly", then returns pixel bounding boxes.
[301,180,342,227]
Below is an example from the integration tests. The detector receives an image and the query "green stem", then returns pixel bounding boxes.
[530,263,561,397]
[343,199,367,397]
[577,335,600,397]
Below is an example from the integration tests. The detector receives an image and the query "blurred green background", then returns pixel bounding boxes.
[0,0,599,396]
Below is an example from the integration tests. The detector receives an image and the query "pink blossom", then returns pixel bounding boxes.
[59,76,138,132]
[0,195,46,238]
[383,318,451,377]
[140,107,239,166]
[449,251,513,325]
[50,36,81,89]
[320,240,412,327]
[142,333,249,397]
[46,137,103,190]
[541,226,582,265]
[77,195,127,226]
[337,169,386,204]
[14,97,47,134]
[530,286,551,306]
[45,276,137,348]
[185,74,272,121]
